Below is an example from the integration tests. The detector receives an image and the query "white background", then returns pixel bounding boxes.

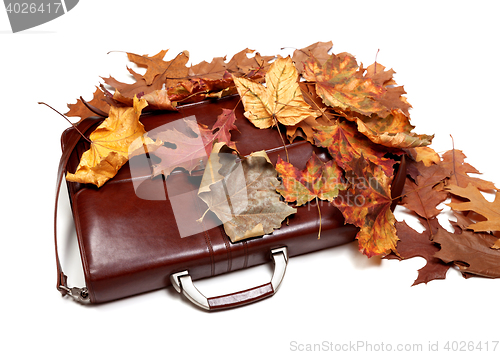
[1,1,499,354]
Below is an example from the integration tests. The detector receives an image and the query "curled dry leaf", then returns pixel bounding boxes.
[197,143,296,242]
[66,96,159,188]
[354,110,433,149]
[408,146,440,167]
[232,56,320,129]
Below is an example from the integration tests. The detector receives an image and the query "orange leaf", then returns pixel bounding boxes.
[303,52,411,118]
[313,121,396,177]
[336,157,398,257]
[275,153,345,206]
[66,96,158,187]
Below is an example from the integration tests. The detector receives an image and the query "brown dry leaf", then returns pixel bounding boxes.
[433,225,500,278]
[66,96,159,187]
[401,160,451,220]
[385,220,450,285]
[197,143,296,242]
[232,57,320,129]
[446,183,500,233]
[188,56,228,80]
[442,149,497,191]
[103,50,190,98]
[66,87,110,122]
[292,41,333,74]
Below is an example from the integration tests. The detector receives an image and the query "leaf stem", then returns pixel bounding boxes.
[39,102,92,144]
[316,196,322,239]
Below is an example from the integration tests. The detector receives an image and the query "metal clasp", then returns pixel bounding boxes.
[60,285,91,304]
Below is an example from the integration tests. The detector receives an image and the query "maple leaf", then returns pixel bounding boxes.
[441,149,497,191]
[292,41,333,74]
[385,220,450,285]
[401,160,451,220]
[65,87,110,122]
[66,96,158,187]
[232,56,320,129]
[433,225,500,278]
[197,143,296,242]
[151,109,238,177]
[313,122,396,177]
[446,183,500,233]
[275,153,346,206]
[354,110,433,149]
[103,50,190,99]
[303,52,411,118]
[336,157,398,257]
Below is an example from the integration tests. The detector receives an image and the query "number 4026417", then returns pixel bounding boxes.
[5,2,63,14]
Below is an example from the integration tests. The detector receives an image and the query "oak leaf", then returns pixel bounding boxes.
[385,220,450,285]
[336,157,398,257]
[152,109,238,177]
[446,183,500,233]
[275,153,346,206]
[66,96,157,187]
[197,143,296,242]
[303,53,411,118]
[232,56,320,129]
[313,122,396,177]
[442,149,497,191]
[103,50,190,99]
[401,161,451,220]
[433,225,500,278]
[65,87,110,122]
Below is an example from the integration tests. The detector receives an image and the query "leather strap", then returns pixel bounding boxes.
[54,117,102,296]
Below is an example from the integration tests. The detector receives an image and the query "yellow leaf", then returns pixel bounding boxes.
[232,57,320,129]
[66,96,156,187]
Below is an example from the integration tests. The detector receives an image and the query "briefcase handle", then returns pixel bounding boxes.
[170,246,288,311]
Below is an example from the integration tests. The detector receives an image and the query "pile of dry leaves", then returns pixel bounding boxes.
[61,41,500,285]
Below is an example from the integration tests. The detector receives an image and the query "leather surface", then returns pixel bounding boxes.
[61,96,385,304]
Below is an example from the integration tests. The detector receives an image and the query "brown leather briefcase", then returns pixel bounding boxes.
[54,95,405,310]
